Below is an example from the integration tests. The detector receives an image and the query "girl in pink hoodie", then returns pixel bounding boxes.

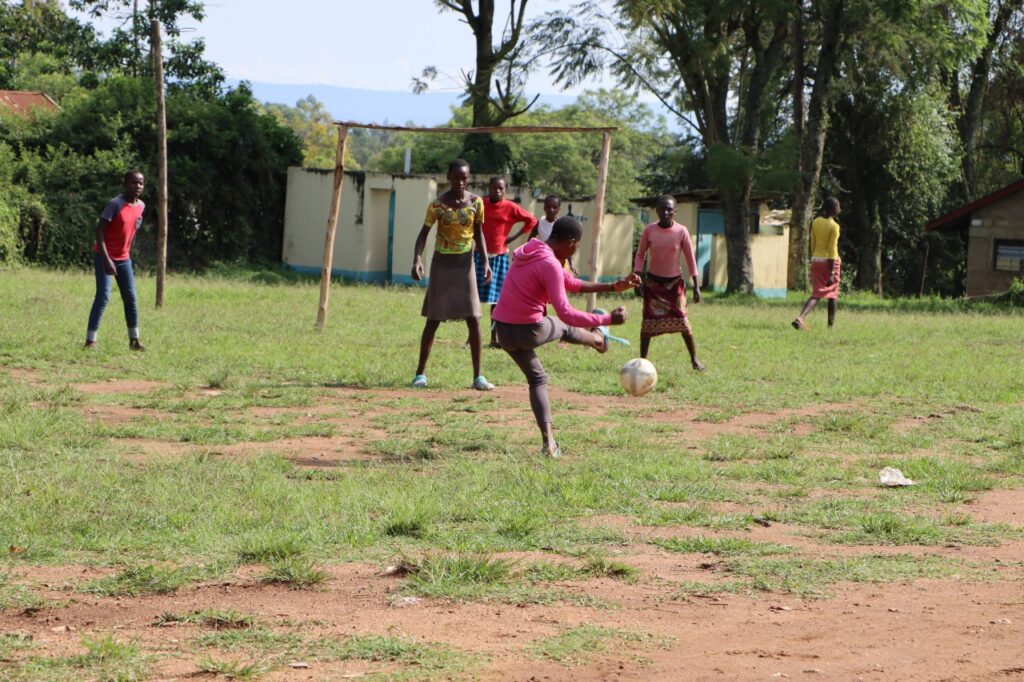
[492,216,640,458]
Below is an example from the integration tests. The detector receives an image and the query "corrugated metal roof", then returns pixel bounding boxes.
[0,90,60,117]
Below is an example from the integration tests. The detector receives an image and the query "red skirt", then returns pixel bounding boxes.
[641,273,692,336]
[810,258,841,299]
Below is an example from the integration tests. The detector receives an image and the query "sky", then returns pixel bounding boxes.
[69,0,616,96]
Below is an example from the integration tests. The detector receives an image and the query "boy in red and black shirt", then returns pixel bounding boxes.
[474,177,538,347]
[85,170,145,350]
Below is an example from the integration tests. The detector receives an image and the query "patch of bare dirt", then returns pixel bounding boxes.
[82,404,167,425]
[72,379,166,395]
[4,558,1024,681]
[966,488,1024,527]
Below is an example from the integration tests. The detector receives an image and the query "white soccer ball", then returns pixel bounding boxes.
[620,358,657,397]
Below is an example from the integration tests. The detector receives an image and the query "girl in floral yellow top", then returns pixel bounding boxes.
[411,159,495,391]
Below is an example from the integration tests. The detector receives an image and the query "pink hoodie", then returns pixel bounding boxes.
[492,239,612,328]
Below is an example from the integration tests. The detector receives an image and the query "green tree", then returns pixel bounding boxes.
[787,0,988,290]
[415,1,538,171]
[541,0,792,293]
[368,91,669,215]
[261,95,352,169]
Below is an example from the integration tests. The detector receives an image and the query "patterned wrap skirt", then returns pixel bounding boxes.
[810,258,841,300]
[473,252,509,304]
[641,272,693,336]
[421,251,482,321]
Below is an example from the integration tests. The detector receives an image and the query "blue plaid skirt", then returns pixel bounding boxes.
[474,252,509,304]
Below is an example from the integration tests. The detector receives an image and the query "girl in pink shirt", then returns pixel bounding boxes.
[493,216,639,458]
[633,195,705,371]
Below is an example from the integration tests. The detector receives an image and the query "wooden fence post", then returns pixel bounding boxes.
[315,125,349,331]
[152,19,169,308]
[587,131,613,311]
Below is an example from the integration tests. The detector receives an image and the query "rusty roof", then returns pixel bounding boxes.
[0,90,60,117]
[926,178,1024,231]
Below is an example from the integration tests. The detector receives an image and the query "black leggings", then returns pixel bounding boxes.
[494,318,590,426]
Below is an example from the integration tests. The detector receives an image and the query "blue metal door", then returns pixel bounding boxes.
[386,190,396,283]
[696,209,725,287]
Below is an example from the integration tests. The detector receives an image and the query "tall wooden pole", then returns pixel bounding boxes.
[152,18,169,308]
[315,125,350,331]
[587,131,613,311]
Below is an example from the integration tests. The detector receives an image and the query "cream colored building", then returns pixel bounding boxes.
[282,168,637,285]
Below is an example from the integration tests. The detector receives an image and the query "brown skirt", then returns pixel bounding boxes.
[421,251,482,320]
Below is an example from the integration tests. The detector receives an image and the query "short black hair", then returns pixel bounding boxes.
[656,194,675,206]
[550,215,583,242]
[544,195,561,205]
[488,176,506,186]
[123,169,143,182]
[823,196,840,214]
[448,158,470,173]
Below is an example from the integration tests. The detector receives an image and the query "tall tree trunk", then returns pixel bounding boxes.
[788,0,845,291]
[470,0,497,127]
[955,0,1022,202]
[723,190,755,294]
[722,19,787,293]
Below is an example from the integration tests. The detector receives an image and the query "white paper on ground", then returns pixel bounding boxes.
[879,466,916,487]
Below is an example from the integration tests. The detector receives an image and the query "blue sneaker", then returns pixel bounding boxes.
[411,374,427,388]
[473,375,494,391]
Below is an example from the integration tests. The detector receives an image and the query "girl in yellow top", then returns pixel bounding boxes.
[411,159,495,391]
[793,197,841,330]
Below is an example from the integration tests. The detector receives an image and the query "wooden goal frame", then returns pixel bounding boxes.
[315,121,618,329]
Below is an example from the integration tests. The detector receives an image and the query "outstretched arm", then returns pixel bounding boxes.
[576,272,641,294]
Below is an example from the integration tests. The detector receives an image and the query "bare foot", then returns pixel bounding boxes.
[129,338,145,351]
[692,359,706,372]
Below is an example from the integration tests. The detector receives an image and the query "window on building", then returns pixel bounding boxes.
[993,240,1024,273]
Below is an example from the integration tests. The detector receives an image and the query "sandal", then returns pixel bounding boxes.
[541,442,561,459]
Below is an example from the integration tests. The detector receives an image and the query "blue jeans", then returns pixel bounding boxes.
[86,253,139,342]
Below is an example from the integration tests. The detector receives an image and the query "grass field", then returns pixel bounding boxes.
[1,266,1023,680]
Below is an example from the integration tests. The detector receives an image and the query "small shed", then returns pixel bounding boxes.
[926,179,1024,297]
[282,168,636,285]
[0,90,59,120]
[633,191,788,298]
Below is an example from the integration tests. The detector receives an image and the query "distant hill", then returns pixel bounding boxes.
[238,81,577,126]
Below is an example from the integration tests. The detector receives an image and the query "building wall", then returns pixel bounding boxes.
[703,203,788,298]
[282,168,435,283]
[966,191,1024,297]
[283,168,635,285]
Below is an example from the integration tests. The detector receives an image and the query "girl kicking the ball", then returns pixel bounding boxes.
[493,216,640,458]
[633,195,705,371]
